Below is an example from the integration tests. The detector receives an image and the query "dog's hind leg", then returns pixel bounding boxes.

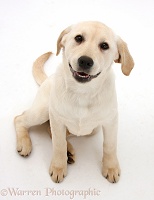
[14,108,49,157]
[14,81,50,157]
[14,114,32,157]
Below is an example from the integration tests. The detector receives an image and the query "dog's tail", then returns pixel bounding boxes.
[32,52,52,85]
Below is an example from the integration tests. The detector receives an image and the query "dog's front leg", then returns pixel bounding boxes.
[102,115,121,183]
[49,114,67,183]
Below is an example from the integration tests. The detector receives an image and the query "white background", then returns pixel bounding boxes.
[0,0,154,199]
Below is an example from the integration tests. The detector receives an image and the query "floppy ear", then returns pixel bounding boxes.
[56,26,72,56]
[114,37,134,76]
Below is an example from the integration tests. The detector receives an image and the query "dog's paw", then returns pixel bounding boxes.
[102,157,121,183]
[67,141,75,164]
[102,166,120,183]
[67,151,75,164]
[17,136,32,157]
[49,163,67,183]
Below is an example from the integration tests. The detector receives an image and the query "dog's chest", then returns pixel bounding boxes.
[51,74,117,136]
[59,93,109,136]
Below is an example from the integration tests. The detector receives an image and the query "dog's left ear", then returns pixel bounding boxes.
[56,26,72,56]
[114,37,134,76]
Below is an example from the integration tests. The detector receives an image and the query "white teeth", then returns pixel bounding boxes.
[69,63,101,80]
[76,72,90,78]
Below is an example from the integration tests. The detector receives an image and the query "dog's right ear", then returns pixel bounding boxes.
[56,26,72,56]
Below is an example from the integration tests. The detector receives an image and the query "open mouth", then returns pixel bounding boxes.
[69,64,101,83]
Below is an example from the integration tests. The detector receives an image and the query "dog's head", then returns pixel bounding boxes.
[56,21,134,83]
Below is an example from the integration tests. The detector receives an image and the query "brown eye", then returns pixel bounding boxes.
[75,35,83,43]
[100,42,109,50]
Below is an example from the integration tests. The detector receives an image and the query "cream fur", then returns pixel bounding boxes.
[14,21,134,183]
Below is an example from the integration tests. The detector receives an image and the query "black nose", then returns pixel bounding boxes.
[78,56,94,69]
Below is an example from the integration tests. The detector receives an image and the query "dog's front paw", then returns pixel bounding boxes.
[102,157,121,183]
[17,136,32,157]
[103,166,120,183]
[49,163,67,183]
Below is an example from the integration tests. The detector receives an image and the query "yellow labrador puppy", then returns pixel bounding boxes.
[14,21,134,183]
